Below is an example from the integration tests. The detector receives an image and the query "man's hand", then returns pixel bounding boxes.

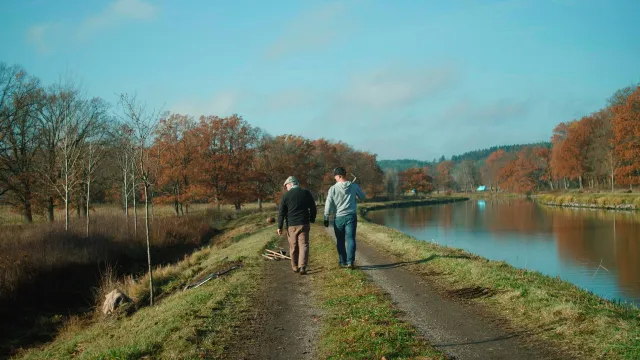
[324,216,329,227]
[277,229,282,236]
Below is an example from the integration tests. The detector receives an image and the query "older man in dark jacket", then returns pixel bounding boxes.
[277,176,317,275]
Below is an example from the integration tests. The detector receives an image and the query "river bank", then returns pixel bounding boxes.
[534,193,640,211]
[359,199,640,359]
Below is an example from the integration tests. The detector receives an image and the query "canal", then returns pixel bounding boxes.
[366,199,640,305]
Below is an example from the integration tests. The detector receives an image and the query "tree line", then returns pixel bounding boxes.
[0,62,385,225]
[387,84,640,194]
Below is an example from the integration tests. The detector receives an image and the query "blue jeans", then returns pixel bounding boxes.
[334,214,357,265]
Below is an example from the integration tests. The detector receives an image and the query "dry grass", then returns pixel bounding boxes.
[1,208,277,358]
[0,201,276,225]
[536,193,640,209]
[13,221,278,359]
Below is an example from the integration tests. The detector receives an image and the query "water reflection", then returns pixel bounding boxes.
[366,199,640,305]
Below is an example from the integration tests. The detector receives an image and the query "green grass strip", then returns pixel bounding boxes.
[310,225,445,360]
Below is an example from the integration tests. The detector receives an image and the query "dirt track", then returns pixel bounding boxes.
[225,236,321,360]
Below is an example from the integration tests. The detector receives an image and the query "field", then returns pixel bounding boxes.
[0,201,274,225]
[0,202,274,356]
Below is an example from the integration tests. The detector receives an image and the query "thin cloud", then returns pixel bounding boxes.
[338,64,459,110]
[27,0,159,51]
[171,90,244,118]
[77,0,158,39]
[262,88,317,113]
[265,2,348,60]
[27,23,61,54]
[443,98,531,126]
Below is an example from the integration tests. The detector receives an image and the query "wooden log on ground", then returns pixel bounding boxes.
[266,249,291,260]
[262,254,277,260]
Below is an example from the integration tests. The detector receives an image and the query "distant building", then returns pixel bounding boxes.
[476,185,486,192]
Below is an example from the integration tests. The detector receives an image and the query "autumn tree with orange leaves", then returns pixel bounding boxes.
[497,148,539,193]
[436,161,455,192]
[195,115,259,210]
[612,86,640,189]
[483,149,513,191]
[398,167,434,195]
[154,113,199,215]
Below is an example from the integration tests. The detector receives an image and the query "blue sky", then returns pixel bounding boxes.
[1,0,639,160]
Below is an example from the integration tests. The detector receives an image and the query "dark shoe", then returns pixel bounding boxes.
[347,263,355,270]
[299,267,307,275]
[340,263,348,268]
[293,267,300,273]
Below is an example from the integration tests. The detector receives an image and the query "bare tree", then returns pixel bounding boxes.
[113,124,135,221]
[0,63,41,222]
[455,160,477,192]
[118,93,161,306]
[83,113,110,236]
[37,77,107,230]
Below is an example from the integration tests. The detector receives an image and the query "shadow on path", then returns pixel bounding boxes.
[358,254,471,271]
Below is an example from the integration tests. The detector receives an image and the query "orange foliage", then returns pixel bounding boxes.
[497,148,539,193]
[398,168,434,194]
[612,86,640,186]
[154,114,199,213]
[436,161,455,191]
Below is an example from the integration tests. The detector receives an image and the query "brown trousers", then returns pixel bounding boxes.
[287,224,310,270]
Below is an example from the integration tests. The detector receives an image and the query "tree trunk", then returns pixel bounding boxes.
[578,176,583,190]
[174,199,179,216]
[48,197,54,222]
[611,170,615,193]
[144,183,154,306]
[258,198,263,211]
[86,179,91,237]
[133,176,137,237]
[234,202,241,211]
[23,191,33,223]
[65,159,70,231]
[123,168,129,219]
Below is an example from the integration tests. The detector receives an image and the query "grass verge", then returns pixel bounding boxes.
[310,225,445,360]
[535,193,640,210]
[12,221,278,359]
[357,205,640,360]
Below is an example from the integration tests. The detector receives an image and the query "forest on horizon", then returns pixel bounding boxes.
[381,83,640,195]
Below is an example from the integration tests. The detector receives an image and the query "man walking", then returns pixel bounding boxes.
[324,167,366,269]
[277,176,317,275]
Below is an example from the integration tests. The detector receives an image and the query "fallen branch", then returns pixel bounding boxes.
[266,249,291,260]
[592,259,610,279]
[183,264,243,291]
[262,254,278,260]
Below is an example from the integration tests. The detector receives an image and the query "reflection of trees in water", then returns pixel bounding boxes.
[387,200,640,299]
[551,208,640,298]
[482,200,553,235]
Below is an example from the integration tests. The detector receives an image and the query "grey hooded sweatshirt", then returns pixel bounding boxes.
[324,181,366,218]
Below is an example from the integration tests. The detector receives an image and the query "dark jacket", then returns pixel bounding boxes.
[278,186,317,229]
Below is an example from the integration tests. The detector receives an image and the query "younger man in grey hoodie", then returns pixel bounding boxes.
[324,167,366,269]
